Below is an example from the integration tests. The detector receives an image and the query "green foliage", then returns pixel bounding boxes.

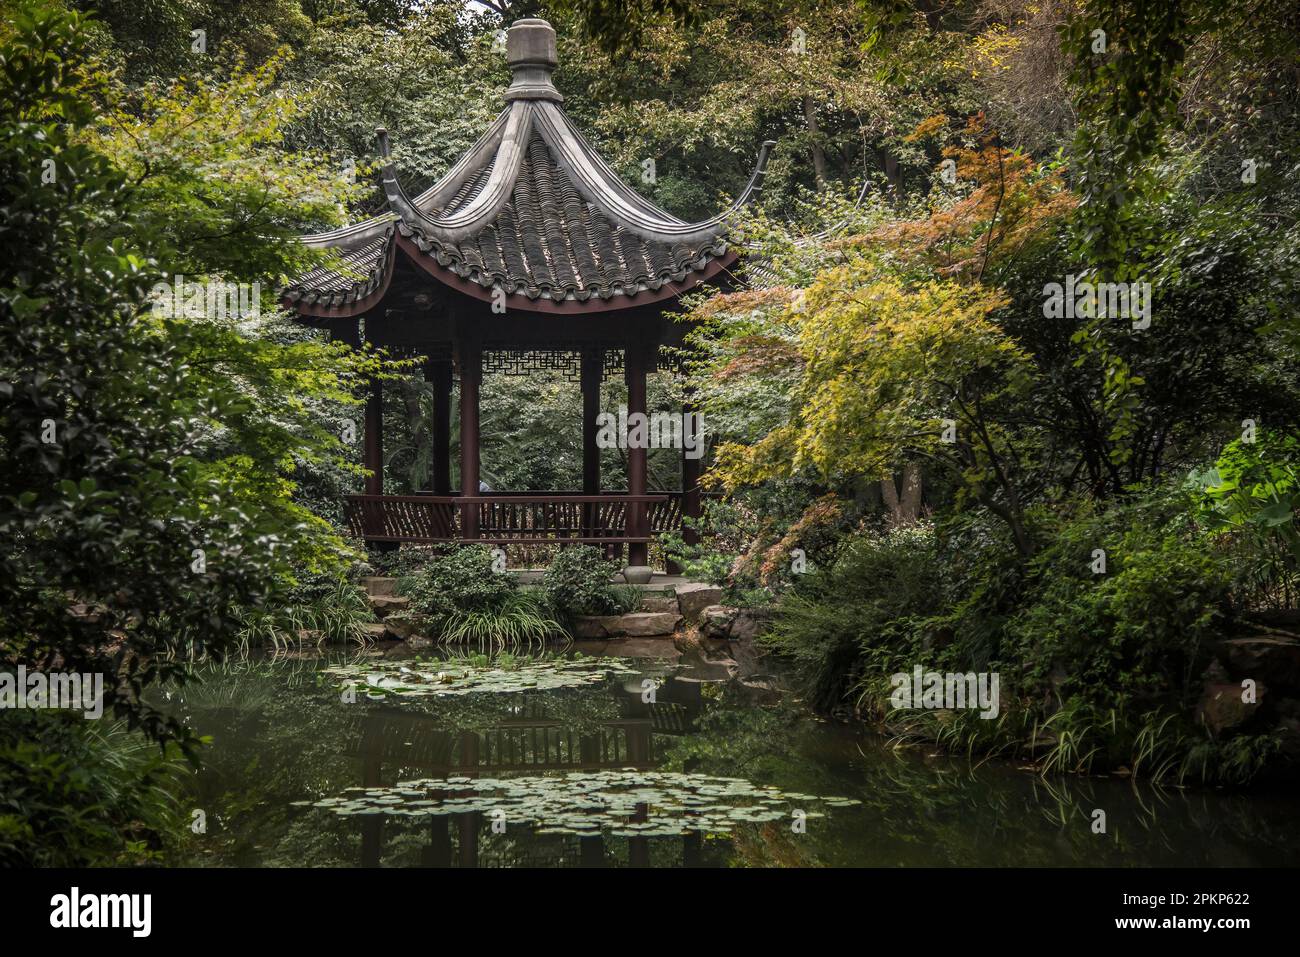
[762,524,944,712]
[397,545,562,645]
[1005,490,1232,710]
[229,570,372,651]
[1191,430,1300,607]
[0,711,186,866]
[432,590,563,649]
[89,53,361,283]
[1062,0,1200,277]
[1,1,287,749]
[538,545,631,618]
[762,490,1276,783]
[659,525,735,586]
[398,544,516,618]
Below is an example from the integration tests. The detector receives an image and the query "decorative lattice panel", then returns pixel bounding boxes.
[478,345,683,380]
[362,342,685,381]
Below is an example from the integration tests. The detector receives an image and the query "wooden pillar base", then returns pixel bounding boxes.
[625,341,649,568]
[457,338,482,539]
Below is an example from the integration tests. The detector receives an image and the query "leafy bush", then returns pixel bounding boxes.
[370,545,444,579]
[1004,490,1232,711]
[398,545,560,645]
[1191,430,1300,609]
[0,711,185,867]
[230,571,372,651]
[761,491,1279,783]
[398,545,517,619]
[762,524,946,712]
[539,545,637,618]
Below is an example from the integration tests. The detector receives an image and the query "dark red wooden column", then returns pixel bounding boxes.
[581,349,603,537]
[625,341,649,567]
[668,389,702,575]
[682,391,702,550]
[428,359,453,495]
[362,318,383,496]
[457,337,482,539]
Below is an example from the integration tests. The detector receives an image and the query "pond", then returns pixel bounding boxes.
[170,646,1300,867]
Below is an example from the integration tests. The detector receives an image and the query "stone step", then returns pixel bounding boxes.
[369,594,411,618]
[361,576,398,597]
[639,595,679,614]
[674,582,724,622]
[572,611,682,639]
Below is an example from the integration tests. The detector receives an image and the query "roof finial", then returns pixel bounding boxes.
[504,18,562,103]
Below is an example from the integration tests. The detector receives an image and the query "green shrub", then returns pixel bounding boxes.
[1190,429,1300,609]
[0,711,185,866]
[231,570,371,650]
[1004,489,1232,711]
[760,490,1283,783]
[539,545,634,618]
[762,523,946,712]
[397,545,561,645]
[399,545,517,619]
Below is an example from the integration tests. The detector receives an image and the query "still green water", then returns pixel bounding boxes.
[173,648,1300,867]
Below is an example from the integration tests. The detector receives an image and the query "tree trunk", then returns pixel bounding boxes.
[882,462,923,525]
[899,461,922,521]
[879,147,903,204]
[881,474,901,523]
[803,95,828,190]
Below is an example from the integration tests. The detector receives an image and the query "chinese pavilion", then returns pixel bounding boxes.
[281,18,771,571]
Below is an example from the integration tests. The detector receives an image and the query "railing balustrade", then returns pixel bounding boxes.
[344,492,680,545]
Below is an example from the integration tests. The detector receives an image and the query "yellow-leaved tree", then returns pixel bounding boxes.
[711,260,1043,556]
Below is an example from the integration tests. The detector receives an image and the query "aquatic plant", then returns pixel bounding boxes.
[304,770,862,838]
[322,654,640,698]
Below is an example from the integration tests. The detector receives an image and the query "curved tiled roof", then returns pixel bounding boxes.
[285,232,391,310]
[283,18,770,317]
[396,130,730,303]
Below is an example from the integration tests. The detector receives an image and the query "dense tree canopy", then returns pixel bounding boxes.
[4,0,1300,867]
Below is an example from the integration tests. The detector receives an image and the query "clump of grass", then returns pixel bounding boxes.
[230,575,372,653]
[432,589,563,651]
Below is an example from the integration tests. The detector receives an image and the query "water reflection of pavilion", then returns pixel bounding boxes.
[349,674,708,867]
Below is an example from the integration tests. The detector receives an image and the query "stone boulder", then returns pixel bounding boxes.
[619,612,682,637]
[698,605,771,641]
[700,605,737,640]
[361,576,397,597]
[382,613,420,641]
[1198,681,1265,735]
[572,611,681,638]
[1218,636,1300,693]
[675,583,725,622]
[572,616,620,640]
[640,594,678,614]
[368,594,410,618]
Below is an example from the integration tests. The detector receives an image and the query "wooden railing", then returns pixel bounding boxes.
[344,492,674,544]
